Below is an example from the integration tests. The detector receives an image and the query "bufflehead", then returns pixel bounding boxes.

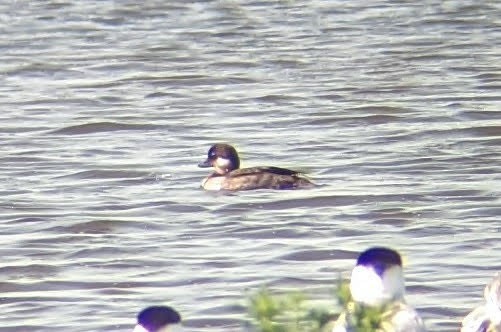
[332,247,426,332]
[198,143,314,191]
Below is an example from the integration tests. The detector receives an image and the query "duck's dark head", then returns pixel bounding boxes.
[198,143,240,174]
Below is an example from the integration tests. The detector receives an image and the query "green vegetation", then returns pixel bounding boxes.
[248,287,333,332]
[248,280,387,332]
[341,303,386,332]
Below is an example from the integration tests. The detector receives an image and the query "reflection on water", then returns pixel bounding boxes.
[1,1,500,331]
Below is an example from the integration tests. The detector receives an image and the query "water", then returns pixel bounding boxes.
[1,1,500,331]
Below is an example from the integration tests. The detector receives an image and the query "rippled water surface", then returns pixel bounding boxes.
[1,1,500,331]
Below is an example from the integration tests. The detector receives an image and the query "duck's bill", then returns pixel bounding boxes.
[198,159,212,168]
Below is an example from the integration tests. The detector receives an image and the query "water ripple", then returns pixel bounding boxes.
[0,1,499,331]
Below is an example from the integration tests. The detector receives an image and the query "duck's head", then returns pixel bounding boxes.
[198,143,240,175]
[133,306,182,332]
[349,247,405,307]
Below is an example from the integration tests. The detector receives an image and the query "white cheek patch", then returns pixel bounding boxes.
[350,265,385,305]
[133,325,149,332]
[215,157,231,169]
[350,265,404,306]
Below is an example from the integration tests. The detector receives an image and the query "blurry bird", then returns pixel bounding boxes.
[461,272,501,332]
[332,247,425,332]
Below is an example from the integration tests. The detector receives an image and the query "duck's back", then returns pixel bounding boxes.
[222,166,313,190]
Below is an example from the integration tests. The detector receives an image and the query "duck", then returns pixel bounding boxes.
[133,306,182,332]
[198,143,314,191]
[332,247,426,332]
[461,272,501,332]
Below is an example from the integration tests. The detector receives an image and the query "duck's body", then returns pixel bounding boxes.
[198,143,313,191]
[461,273,501,332]
[332,301,424,332]
[333,247,426,332]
